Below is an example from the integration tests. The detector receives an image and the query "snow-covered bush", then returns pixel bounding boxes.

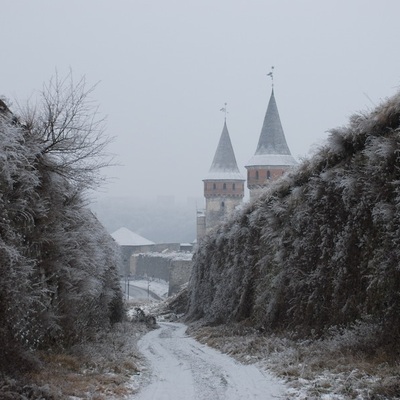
[187,91,400,353]
[0,76,123,373]
[0,112,44,371]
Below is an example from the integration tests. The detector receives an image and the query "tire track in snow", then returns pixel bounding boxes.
[134,322,285,400]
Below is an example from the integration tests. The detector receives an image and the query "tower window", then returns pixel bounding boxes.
[213,183,216,190]
[223,183,226,190]
[221,201,225,207]
[232,183,236,190]
[267,170,271,180]
[255,170,259,180]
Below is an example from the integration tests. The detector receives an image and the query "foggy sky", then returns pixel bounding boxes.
[3,0,400,203]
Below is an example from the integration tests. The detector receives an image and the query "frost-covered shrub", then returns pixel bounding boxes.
[187,91,400,351]
[0,83,123,372]
[0,114,45,370]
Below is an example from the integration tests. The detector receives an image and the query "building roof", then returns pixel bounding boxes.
[111,227,155,246]
[246,89,297,167]
[204,120,245,181]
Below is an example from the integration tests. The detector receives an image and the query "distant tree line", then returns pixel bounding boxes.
[187,91,400,355]
[0,74,124,374]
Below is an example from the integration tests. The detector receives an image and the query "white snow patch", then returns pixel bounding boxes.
[130,279,169,299]
[138,251,193,261]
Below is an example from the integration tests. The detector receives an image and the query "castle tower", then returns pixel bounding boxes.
[199,119,245,240]
[245,87,296,199]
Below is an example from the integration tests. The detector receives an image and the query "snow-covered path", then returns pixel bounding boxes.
[134,322,285,399]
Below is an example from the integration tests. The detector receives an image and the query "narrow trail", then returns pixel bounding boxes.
[133,322,285,400]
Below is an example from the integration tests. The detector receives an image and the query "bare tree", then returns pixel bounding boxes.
[20,71,114,190]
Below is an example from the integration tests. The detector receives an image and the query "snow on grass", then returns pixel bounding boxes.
[12,317,152,400]
[188,323,400,399]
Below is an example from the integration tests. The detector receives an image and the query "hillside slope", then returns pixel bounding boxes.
[187,91,400,354]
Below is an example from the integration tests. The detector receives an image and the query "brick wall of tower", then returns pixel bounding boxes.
[247,166,289,187]
[204,180,245,198]
[246,166,290,199]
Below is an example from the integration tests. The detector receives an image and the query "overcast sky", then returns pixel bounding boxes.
[3,1,400,203]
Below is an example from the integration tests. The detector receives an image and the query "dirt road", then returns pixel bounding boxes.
[134,322,285,399]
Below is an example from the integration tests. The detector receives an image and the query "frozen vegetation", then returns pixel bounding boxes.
[0,76,126,398]
[186,92,400,398]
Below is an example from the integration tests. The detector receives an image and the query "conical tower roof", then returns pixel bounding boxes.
[205,120,244,180]
[246,89,297,167]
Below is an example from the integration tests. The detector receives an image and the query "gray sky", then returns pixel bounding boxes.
[3,0,400,202]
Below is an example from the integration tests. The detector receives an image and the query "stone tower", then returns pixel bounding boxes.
[198,120,245,240]
[245,88,296,199]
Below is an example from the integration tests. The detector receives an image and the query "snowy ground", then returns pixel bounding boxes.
[129,322,286,400]
[121,278,169,301]
[131,278,169,299]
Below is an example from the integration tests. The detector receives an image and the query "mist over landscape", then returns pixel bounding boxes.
[91,195,200,243]
[2,1,400,398]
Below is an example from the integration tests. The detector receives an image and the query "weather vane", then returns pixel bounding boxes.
[267,66,275,88]
[220,102,228,121]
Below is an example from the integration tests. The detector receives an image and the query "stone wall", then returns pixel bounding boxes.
[118,243,193,276]
[131,253,170,281]
[130,243,181,255]
[131,252,193,296]
[168,259,192,296]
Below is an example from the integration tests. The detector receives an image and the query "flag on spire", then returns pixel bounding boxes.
[220,102,228,120]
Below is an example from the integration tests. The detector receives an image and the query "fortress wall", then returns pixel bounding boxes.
[131,252,193,296]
